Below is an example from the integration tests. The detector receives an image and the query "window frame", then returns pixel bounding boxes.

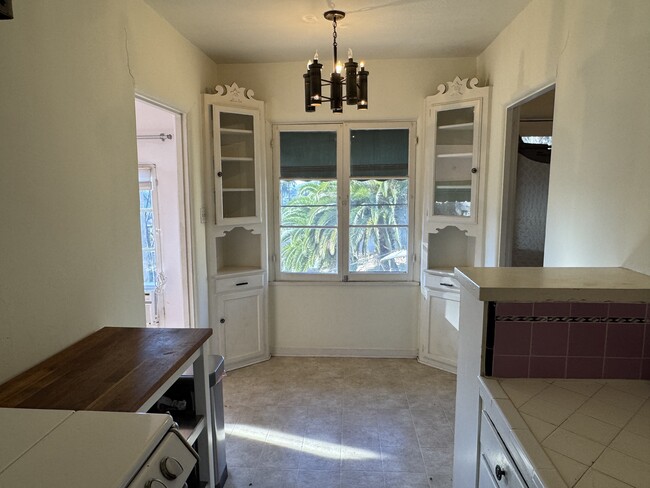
[272,121,416,282]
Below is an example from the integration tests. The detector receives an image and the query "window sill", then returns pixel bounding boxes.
[269,280,420,287]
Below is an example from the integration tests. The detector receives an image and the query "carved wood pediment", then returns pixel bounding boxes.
[214,83,256,104]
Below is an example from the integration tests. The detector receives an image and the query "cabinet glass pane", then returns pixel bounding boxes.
[217,111,256,220]
[433,107,474,217]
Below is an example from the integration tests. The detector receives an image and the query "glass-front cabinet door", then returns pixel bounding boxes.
[424,77,490,229]
[431,101,480,222]
[212,106,261,225]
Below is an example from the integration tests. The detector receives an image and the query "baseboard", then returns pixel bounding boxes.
[417,355,457,374]
[271,346,417,359]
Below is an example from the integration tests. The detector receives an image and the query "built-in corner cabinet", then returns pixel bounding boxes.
[418,77,490,373]
[204,83,269,370]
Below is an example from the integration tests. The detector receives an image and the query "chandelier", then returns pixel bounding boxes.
[303,10,369,113]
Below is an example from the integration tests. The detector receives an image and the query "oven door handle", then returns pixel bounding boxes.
[170,427,200,462]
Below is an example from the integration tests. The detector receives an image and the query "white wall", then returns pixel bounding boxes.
[0,1,219,383]
[217,58,477,356]
[477,0,650,273]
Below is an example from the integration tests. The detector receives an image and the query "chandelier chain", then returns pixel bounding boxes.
[332,17,338,66]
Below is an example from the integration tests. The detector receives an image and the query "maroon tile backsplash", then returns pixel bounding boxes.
[494,321,531,355]
[568,323,606,357]
[531,321,569,356]
[489,301,649,380]
[606,323,644,358]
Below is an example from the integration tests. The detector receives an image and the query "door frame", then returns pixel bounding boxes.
[498,83,555,267]
[135,94,196,328]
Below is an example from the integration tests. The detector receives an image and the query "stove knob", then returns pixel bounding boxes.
[145,480,168,488]
[160,456,184,480]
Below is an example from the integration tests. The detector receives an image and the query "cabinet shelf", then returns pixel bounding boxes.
[438,122,474,131]
[222,187,255,192]
[216,266,263,277]
[220,128,253,135]
[176,415,205,446]
[221,157,254,162]
[436,152,473,159]
[436,183,471,190]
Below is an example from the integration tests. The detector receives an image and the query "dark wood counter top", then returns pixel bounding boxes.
[0,327,212,412]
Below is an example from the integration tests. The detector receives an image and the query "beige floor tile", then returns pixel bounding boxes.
[223,357,452,486]
[340,470,385,488]
[381,444,426,473]
[296,469,341,488]
[251,468,299,488]
[384,471,431,488]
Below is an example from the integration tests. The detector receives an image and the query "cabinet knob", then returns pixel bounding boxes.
[495,464,506,481]
[160,456,184,480]
[217,171,223,177]
[220,318,225,324]
[471,167,478,174]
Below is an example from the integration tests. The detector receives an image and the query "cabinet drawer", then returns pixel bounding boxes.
[215,273,264,293]
[422,271,459,291]
[480,410,527,488]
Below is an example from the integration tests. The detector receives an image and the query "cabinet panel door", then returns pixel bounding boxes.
[215,288,265,369]
[421,292,459,369]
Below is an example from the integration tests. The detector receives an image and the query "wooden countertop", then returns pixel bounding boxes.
[454,267,650,302]
[0,327,212,412]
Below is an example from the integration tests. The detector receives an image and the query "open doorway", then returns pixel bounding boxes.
[135,97,194,328]
[500,86,555,267]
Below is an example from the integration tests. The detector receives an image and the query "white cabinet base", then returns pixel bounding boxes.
[418,271,460,374]
[212,283,269,371]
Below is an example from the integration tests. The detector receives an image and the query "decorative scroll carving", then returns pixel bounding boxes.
[215,224,261,238]
[436,77,480,97]
[214,83,256,104]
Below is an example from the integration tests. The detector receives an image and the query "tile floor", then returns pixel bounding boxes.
[221,357,456,488]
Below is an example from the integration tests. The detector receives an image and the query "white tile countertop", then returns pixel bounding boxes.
[479,376,650,487]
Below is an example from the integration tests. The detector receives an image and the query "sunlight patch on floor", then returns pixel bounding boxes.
[229,423,380,460]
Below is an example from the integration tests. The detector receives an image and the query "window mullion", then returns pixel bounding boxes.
[338,124,349,281]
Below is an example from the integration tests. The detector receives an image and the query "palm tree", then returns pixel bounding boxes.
[280,180,338,273]
[349,179,407,272]
[280,179,408,273]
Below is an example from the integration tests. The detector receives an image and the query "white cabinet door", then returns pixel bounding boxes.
[479,454,500,488]
[214,288,267,370]
[419,289,459,373]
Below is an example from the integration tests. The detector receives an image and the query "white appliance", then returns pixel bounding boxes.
[0,408,197,488]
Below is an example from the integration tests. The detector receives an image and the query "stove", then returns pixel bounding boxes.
[0,408,197,487]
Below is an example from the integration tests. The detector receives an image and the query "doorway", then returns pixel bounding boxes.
[500,87,555,267]
[135,97,194,328]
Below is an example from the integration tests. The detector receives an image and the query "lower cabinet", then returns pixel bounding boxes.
[479,410,527,488]
[418,270,460,373]
[212,273,269,370]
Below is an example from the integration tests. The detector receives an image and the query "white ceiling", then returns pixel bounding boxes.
[145,0,532,64]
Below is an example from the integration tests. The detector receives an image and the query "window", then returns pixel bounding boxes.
[274,122,415,281]
[138,165,161,291]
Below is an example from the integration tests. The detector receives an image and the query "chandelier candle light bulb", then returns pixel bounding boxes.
[303,10,368,112]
